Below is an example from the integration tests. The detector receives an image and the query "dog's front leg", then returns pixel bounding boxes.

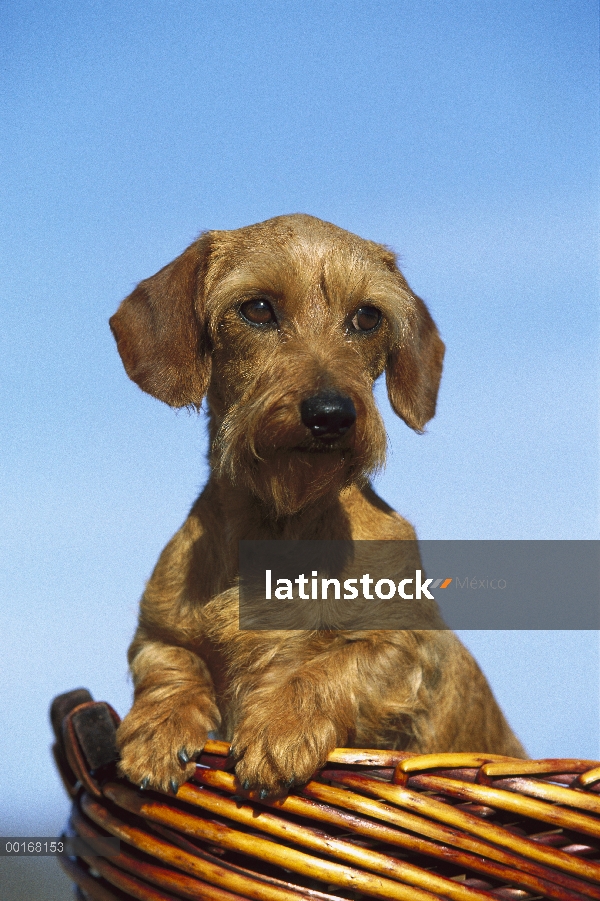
[228,633,400,796]
[231,665,356,798]
[116,640,221,792]
[228,630,443,796]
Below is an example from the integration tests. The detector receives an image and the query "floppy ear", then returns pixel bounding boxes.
[109,234,212,408]
[386,293,445,433]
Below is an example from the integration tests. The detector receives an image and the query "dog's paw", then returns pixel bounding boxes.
[231,712,340,798]
[116,698,217,793]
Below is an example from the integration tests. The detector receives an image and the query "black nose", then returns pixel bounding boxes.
[300,391,357,440]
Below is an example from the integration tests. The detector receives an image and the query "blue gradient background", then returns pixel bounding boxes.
[1,0,598,868]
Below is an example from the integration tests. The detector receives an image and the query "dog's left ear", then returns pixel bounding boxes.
[381,254,445,433]
[109,234,212,408]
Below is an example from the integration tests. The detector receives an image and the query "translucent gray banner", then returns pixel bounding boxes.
[238,540,599,630]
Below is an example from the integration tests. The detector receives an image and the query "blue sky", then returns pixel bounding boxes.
[1,0,598,855]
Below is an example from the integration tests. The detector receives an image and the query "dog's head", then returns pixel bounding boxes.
[110,214,444,515]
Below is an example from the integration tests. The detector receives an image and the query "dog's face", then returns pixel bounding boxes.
[110,214,444,515]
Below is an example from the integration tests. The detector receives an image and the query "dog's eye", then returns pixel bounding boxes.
[240,298,277,326]
[351,305,381,332]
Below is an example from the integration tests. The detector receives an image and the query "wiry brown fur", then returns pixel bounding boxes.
[110,214,525,795]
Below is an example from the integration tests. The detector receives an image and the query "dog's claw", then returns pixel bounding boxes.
[178,749,190,765]
[169,779,179,795]
[139,777,150,790]
[259,788,269,800]
[242,779,250,790]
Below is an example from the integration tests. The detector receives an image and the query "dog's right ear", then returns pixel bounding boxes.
[109,234,212,408]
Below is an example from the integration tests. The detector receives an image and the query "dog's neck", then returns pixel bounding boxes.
[202,474,354,544]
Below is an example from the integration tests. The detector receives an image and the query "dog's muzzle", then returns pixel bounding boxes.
[300,390,357,443]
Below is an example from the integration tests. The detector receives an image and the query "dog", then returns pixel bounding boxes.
[110,214,525,796]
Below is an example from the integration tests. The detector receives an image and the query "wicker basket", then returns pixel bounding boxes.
[50,690,600,901]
